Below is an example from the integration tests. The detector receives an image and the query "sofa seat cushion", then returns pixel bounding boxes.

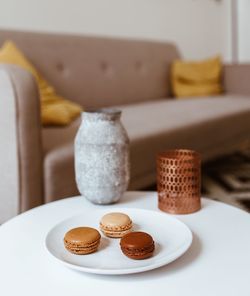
[42,117,81,155]
[120,95,250,142]
[42,95,250,202]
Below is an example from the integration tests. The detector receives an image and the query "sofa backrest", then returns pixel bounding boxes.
[0,30,180,108]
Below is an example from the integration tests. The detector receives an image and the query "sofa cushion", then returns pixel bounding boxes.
[171,56,222,98]
[0,41,82,126]
[42,95,250,202]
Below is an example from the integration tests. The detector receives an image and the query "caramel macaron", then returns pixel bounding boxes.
[120,231,155,260]
[64,227,101,255]
[100,212,132,238]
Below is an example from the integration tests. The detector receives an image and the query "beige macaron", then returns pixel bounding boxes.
[100,212,132,238]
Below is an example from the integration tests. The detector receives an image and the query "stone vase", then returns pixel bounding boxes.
[74,109,130,204]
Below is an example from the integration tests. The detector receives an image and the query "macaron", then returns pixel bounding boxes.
[100,212,132,238]
[64,227,101,255]
[120,231,155,260]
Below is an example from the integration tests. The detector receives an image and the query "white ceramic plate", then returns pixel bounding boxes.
[45,208,192,275]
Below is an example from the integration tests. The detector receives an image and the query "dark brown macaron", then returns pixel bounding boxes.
[120,231,155,260]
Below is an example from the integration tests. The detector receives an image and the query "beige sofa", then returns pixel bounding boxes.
[1,29,250,223]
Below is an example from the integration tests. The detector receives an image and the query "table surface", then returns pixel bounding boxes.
[0,192,250,296]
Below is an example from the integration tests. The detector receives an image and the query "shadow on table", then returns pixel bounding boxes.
[78,231,202,281]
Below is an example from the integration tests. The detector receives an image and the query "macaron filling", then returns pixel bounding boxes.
[121,243,155,257]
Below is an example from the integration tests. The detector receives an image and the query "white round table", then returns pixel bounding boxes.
[0,192,250,296]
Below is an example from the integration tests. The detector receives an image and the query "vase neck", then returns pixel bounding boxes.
[82,108,121,121]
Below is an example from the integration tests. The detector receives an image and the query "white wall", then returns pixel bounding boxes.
[0,0,232,61]
[237,0,250,62]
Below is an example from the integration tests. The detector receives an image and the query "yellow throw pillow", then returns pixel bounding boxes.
[0,41,83,126]
[171,56,223,98]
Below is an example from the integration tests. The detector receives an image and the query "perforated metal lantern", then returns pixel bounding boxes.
[157,149,201,214]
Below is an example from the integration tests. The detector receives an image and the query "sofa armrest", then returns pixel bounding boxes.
[223,64,250,96]
[0,64,43,223]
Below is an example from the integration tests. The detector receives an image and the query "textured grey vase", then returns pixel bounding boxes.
[74,109,130,204]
